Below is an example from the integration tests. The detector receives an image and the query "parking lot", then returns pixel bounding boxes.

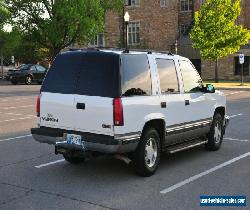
[0,85,249,210]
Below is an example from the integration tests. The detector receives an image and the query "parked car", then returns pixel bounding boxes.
[7,64,47,85]
[31,49,229,177]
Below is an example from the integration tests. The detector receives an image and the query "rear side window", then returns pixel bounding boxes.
[41,52,120,97]
[121,54,151,97]
[156,59,179,93]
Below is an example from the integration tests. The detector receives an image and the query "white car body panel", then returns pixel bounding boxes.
[37,50,227,145]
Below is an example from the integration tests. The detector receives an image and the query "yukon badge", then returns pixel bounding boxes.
[41,113,59,123]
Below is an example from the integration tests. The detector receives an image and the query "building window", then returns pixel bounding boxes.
[179,25,189,36]
[160,0,167,7]
[125,0,140,6]
[180,0,193,12]
[234,56,250,76]
[89,34,105,47]
[128,22,140,45]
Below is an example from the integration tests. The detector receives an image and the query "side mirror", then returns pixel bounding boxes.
[203,84,215,93]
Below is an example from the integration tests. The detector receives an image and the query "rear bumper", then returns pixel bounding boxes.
[31,127,140,154]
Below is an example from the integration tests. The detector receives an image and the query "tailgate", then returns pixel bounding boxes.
[40,92,75,130]
[73,95,114,135]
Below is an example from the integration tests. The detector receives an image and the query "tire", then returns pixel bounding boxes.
[63,154,85,164]
[25,75,32,85]
[134,128,161,177]
[206,113,224,151]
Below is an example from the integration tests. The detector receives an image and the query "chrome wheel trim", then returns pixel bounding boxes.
[145,137,158,168]
[214,122,222,144]
[27,77,32,84]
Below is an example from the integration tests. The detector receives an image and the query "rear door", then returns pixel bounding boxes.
[72,52,120,135]
[73,52,120,135]
[155,58,187,145]
[39,53,81,130]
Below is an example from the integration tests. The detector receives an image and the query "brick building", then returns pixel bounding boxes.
[99,0,250,81]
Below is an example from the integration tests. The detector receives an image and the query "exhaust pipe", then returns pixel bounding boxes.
[114,154,132,165]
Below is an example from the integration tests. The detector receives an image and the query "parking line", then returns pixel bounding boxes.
[0,116,34,123]
[0,134,32,143]
[225,91,245,96]
[1,105,33,110]
[35,159,65,169]
[0,112,35,117]
[160,152,250,194]
[224,137,250,143]
[229,113,243,118]
[0,97,35,102]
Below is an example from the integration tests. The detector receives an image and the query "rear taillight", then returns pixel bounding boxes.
[113,98,124,126]
[36,95,40,117]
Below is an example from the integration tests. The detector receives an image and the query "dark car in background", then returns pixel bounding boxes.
[7,64,47,85]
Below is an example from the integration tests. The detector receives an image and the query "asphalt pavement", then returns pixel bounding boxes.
[0,85,249,210]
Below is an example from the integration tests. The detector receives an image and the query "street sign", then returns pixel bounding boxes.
[239,54,244,64]
[11,56,15,64]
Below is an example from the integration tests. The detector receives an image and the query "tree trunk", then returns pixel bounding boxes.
[215,58,219,83]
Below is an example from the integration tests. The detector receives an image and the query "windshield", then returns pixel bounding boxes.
[18,64,32,71]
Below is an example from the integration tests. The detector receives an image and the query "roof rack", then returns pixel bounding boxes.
[65,47,175,55]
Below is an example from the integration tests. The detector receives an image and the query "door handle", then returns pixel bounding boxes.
[161,102,167,108]
[76,103,85,110]
[185,100,190,106]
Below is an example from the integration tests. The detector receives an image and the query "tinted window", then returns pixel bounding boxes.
[36,65,46,72]
[156,59,179,93]
[42,51,120,97]
[179,60,203,92]
[76,52,120,97]
[41,53,80,94]
[30,66,36,71]
[19,64,32,71]
[121,54,151,96]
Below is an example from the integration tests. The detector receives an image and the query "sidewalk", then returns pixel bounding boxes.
[204,82,250,91]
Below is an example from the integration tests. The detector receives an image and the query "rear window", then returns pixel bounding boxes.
[41,51,120,97]
[121,54,151,97]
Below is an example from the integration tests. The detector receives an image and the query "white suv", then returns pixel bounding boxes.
[31,49,229,177]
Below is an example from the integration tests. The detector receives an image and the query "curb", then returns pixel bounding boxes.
[216,87,250,91]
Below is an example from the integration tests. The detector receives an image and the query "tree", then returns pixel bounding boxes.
[6,0,123,62]
[0,0,10,28]
[190,0,250,82]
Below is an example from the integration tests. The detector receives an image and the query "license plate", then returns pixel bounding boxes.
[66,134,84,147]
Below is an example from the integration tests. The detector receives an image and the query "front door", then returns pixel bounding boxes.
[178,60,214,140]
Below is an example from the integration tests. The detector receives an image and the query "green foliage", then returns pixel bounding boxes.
[0,0,10,28]
[190,0,250,60]
[0,29,45,64]
[5,0,123,61]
